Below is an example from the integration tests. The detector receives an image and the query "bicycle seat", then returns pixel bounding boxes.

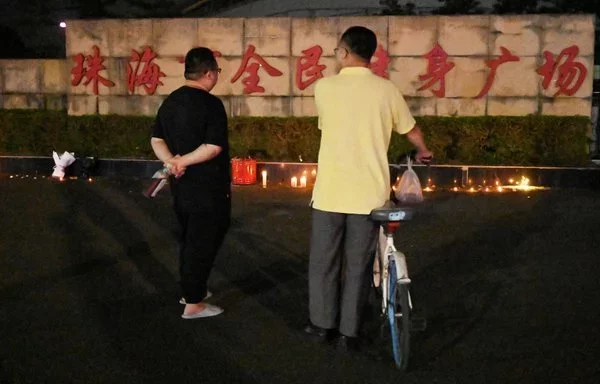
[370,203,414,223]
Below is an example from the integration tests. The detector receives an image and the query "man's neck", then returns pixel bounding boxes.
[341,60,370,69]
[185,80,210,92]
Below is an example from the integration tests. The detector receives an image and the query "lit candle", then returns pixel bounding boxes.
[300,175,307,188]
[261,170,267,187]
[291,176,298,188]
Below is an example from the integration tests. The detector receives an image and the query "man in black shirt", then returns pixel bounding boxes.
[151,47,230,319]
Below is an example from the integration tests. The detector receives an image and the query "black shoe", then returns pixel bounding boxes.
[336,335,361,354]
[302,322,337,343]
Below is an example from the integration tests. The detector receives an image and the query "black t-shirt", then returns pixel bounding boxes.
[152,86,230,211]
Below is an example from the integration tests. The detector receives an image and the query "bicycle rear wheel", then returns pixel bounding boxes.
[387,260,411,370]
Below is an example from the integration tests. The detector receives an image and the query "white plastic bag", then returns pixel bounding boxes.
[394,157,423,204]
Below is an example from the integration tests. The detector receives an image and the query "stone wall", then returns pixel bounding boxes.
[0,59,68,110]
[0,14,596,118]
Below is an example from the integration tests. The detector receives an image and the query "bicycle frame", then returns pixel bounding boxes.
[370,197,423,370]
[377,227,412,315]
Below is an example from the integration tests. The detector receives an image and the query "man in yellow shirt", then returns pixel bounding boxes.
[305,26,433,351]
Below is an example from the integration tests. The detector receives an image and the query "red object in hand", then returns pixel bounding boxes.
[144,178,168,198]
[143,165,171,198]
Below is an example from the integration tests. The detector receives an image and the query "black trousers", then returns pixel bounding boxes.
[175,200,230,304]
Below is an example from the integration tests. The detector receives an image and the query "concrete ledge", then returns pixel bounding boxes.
[1,156,599,189]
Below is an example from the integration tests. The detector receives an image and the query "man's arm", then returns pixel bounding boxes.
[150,112,176,164]
[151,138,222,174]
[175,143,222,168]
[151,137,186,177]
[405,125,433,163]
[150,137,174,163]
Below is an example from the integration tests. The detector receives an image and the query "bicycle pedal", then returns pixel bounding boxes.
[411,317,427,332]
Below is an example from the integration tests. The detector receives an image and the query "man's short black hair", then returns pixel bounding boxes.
[340,26,377,62]
[184,47,218,80]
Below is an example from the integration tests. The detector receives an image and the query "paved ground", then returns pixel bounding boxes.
[1,177,599,384]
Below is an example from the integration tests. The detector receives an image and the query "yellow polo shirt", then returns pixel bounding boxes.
[312,67,416,214]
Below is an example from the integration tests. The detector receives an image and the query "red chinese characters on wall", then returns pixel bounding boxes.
[231,45,283,94]
[369,44,391,79]
[127,47,165,95]
[71,45,115,95]
[418,43,455,97]
[536,45,587,96]
[296,45,327,90]
[476,47,520,99]
[70,42,589,99]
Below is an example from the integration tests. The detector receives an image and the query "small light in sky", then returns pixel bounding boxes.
[59,22,67,28]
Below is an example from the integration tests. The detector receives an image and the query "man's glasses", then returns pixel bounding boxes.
[334,47,347,55]
[215,67,222,73]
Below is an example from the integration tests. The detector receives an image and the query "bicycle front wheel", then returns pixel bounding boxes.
[387,260,411,370]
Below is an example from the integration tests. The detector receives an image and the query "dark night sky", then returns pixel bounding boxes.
[1,0,72,58]
[0,0,194,58]
[1,1,597,60]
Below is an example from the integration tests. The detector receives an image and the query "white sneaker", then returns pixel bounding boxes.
[179,291,212,304]
[181,304,224,319]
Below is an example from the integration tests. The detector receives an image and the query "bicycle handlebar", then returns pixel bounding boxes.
[394,150,433,166]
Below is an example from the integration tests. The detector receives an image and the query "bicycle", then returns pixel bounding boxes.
[369,153,429,370]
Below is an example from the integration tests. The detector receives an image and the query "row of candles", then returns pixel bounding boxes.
[7,174,93,182]
[262,171,543,192]
[290,175,308,188]
[260,169,315,188]
[420,176,547,193]
[9,174,45,180]
[7,172,543,192]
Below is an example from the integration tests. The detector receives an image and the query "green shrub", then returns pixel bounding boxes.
[0,110,591,166]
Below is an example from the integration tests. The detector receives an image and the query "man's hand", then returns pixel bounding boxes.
[405,125,433,164]
[166,155,186,178]
[415,149,433,164]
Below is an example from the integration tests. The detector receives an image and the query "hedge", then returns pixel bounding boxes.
[0,110,591,166]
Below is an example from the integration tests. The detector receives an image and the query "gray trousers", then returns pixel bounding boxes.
[309,208,378,337]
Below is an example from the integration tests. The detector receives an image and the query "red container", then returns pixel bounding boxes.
[231,158,257,185]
